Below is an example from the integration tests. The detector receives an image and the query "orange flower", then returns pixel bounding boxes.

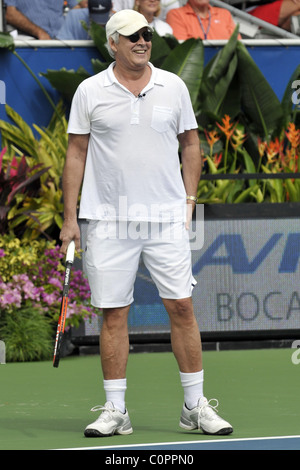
[231,128,246,150]
[257,137,267,158]
[213,152,223,168]
[266,138,282,164]
[204,129,220,148]
[285,122,300,149]
[216,115,237,139]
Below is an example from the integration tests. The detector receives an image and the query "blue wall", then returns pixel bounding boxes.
[0,42,299,130]
[0,45,100,130]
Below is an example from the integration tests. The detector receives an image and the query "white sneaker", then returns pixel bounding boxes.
[180,397,233,435]
[84,401,133,437]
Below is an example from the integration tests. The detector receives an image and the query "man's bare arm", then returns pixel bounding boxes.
[59,133,90,254]
[178,129,202,228]
[6,6,51,39]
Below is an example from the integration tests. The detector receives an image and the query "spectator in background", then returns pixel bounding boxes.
[57,0,112,40]
[112,0,181,21]
[247,0,300,32]
[134,0,173,35]
[166,0,240,40]
[5,0,87,39]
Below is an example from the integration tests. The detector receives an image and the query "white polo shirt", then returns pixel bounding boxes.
[67,62,198,222]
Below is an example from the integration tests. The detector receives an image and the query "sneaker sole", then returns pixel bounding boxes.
[180,421,233,435]
[201,426,233,435]
[84,428,114,437]
[84,426,133,437]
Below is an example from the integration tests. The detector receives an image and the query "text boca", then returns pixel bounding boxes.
[216,291,300,322]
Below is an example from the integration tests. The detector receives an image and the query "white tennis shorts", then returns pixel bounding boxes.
[84,220,196,308]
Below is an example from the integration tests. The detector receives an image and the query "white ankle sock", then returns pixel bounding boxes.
[103,378,127,413]
[179,370,204,410]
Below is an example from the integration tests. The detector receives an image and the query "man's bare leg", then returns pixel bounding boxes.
[162,297,202,373]
[84,306,133,436]
[100,306,130,380]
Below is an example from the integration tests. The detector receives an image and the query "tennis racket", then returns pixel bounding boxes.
[53,240,75,368]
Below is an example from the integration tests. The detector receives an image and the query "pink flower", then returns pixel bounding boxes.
[41,291,59,305]
[48,277,63,290]
[0,288,22,308]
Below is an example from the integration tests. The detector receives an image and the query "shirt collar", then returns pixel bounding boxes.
[104,62,164,90]
[185,2,212,16]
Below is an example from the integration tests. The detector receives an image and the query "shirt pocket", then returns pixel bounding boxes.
[151,106,173,133]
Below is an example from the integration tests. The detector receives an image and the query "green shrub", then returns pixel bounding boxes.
[0,307,53,362]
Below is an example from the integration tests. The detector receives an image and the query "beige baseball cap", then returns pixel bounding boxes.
[106,9,153,39]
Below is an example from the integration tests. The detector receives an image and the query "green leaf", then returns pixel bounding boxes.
[234,184,259,203]
[280,63,300,129]
[236,41,283,138]
[200,53,238,117]
[91,58,110,74]
[161,38,204,108]
[0,32,15,51]
[226,180,244,203]
[150,30,172,66]
[202,25,239,94]
[241,148,257,187]
[41,67,90,102]
[261,165,284,202]
[89,21,112,63]
[4,105,35,140]
[285,179,299,202]
[197,27,239,121]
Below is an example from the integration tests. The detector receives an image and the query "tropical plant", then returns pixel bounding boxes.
[0,146,49,236]
[198,115,300,203]
[0,102,68,239]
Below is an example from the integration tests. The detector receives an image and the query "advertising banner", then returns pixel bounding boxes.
[128,216,300,336]
[78,212,300,340]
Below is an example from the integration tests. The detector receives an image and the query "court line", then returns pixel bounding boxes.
[57,435,300,450]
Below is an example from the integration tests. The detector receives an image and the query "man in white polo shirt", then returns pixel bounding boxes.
[59,9,233,437]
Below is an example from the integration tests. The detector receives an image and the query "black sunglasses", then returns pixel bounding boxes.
[125,29,153,43]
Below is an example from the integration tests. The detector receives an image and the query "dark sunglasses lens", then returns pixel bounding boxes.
[128,32,139,43]
[128,30,153,43]
[143,30,153,42]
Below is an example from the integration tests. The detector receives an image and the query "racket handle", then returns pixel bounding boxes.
[53,331,63,367]
[66,240,75,264]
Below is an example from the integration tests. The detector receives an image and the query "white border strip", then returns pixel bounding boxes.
[55,435,300,450]
[11,38,300,48]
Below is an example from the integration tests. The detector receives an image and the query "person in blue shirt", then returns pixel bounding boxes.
[57,0,112,40]
[5,0,88,39]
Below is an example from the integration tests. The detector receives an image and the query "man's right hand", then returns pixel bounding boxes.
[59,220,81,255]
[36,27,51,40]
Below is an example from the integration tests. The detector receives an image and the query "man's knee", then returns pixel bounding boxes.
[103,306,130,329]
[164,297,195,323]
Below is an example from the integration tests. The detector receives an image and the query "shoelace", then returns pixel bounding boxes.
[197,398,219,429]
[90,404,115,420]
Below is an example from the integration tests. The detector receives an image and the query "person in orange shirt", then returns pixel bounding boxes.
[166,0,240,41]
[248,0,300,32]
